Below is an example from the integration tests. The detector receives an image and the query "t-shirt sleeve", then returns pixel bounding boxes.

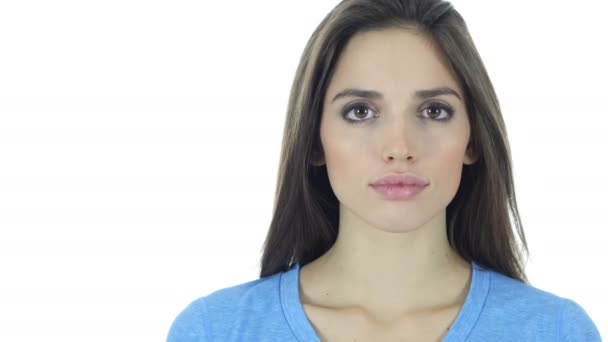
[558,298,602,341]
[167,298,212,342]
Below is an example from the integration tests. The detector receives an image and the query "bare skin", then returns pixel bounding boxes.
[299,27,477,341]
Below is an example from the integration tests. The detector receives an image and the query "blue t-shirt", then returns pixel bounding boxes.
[167,262,601,341]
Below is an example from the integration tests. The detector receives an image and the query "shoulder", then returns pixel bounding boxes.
[166,272,285,342]
[485,268,564,310]
[557,297,602,341]
[473,266,601,341]
[203,271,285,315]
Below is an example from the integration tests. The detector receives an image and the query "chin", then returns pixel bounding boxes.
[370,219,429,234]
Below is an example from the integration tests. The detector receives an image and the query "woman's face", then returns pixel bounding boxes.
[319,28,476,233]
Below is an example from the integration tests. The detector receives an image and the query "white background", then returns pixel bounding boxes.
[0,1,606,341]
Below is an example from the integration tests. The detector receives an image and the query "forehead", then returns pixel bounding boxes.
[326,28,462,99]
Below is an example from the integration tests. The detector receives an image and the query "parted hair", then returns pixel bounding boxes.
[259,0,528,283]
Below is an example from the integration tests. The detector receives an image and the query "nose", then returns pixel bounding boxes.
[381,120,416,163]
[383,144,413,162]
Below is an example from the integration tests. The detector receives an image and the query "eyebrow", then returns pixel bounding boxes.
[330,86,462,103]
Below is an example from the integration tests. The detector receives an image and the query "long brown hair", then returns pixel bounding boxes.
[259,0,528,283]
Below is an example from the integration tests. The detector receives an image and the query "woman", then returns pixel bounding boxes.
[168,0,601,340]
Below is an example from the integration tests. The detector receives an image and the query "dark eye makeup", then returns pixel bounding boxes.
[340,101,455,124]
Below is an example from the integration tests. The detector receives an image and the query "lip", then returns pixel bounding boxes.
[370,173,429,187]
[369,173,429,200]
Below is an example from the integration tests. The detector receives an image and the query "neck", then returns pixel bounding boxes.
[299,209,472,318]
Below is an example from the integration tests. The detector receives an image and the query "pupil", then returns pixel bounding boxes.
[428,107,440,118]
[355,107,367,118]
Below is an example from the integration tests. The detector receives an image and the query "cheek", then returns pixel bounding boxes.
[321,130,371,197]
[323,138,358,186]
[432,142,468,195]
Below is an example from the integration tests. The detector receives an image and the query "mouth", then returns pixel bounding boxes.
[369,172,429,200]
[370,172,429,187]
[369,183,427,200]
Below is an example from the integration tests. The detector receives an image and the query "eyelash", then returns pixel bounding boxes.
[340,102,455,124]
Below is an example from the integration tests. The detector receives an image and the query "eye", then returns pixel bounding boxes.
[419,102,455,122]
[342,103,377,123]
